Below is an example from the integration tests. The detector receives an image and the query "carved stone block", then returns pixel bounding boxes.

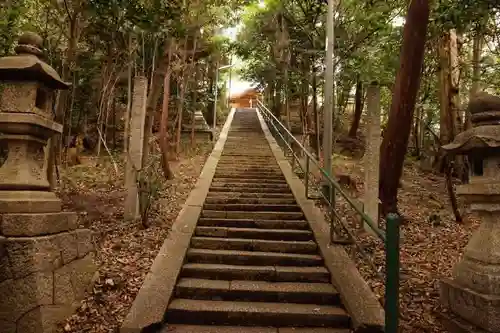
[441,278,500,332]
[5,235,62,278]
[16,304,77,333]
[0,271,53,324]
[0,82,37,113]
[0,212,78,237]
[0,191,62,214]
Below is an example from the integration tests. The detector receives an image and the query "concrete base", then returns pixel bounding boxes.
[440,278,500,332]
[0,211,97,333]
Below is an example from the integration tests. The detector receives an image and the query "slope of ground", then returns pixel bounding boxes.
[330,154,479,333]
[55,138,212,333]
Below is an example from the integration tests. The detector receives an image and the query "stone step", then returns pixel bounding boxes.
[221,153,274,157]
[158,110,354,332]
[203,203,301,212]
[166,299,350,327]
[212,173,286,180]
[216,167,279,171]
[206,192,295,199]
[215,166,283,171]
[197,218,310,230]
[218,162,275,166]
[187,249,323,267]
[204,197,296,205]
[195,227,313,241]
[215,167,282,173]
[164,326,351,333]
[209,182,289,188]
[181,264,330,282]
[190,237,317,253]
[277,329,351,333]
[201,211,305,220]
[211,177,287,184]
[162,325,276,332]
[175,279,340,305]
[218,158,275,163]
[209,187,292,194]
[213,173,285,180]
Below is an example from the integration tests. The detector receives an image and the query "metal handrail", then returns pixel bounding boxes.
[257,100,384,238]
[256,99,400,333]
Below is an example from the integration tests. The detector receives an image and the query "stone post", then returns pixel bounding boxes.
[363,82,381,234]
[0,32,97,333]
[124,76,147,220]
[439,92,500,333]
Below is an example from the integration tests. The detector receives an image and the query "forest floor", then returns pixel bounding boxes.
[55,136,213,333]
[53,130,476,333]
[330,152,479,333]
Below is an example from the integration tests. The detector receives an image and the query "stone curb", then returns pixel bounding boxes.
[256,110,385,333]
[120,109,236,333]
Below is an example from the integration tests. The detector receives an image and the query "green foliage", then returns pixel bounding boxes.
[235,0,500,134]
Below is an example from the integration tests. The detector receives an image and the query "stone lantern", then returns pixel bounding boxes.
[0,32,69,213]
[440,92,500,333]
[0,33,96,333]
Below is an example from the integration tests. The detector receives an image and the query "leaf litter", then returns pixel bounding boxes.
[55,140,212,333]
[327,156,479,333]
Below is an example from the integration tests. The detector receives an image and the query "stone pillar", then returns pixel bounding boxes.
[363,82,381,234]
[439,92,500,333]
[0,32,97,333]
[124,76,147,220]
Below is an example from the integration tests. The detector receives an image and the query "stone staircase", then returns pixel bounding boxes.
[162,109,351,332]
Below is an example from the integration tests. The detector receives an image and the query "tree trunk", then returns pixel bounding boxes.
[191,64,202,148]
[467,31,483,129]
[206,61,216,126]
[348,77,364,138]
[413,105,422,158]
[158,40,175,180]
[175,36,189,156]
[274,79,282,119]
[379,0,430,215]
[112,98,117,149]
[142,40,175,176]
[47,14,80,188]
[437,30,467,181]
[124,33,134,153]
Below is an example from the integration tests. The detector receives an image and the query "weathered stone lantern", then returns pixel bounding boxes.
[440,92,500,333]
[0,32,96,333]
[0,32,68,213]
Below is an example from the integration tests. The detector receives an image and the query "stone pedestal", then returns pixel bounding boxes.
[0,32,97,333]
[0,213,97,333]
[441,279,500,332]
[439,92,500,333]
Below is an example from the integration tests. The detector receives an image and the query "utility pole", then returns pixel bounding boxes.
[323,0,335,190]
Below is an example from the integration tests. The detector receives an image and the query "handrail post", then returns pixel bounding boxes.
[305,156,310,199]
[385,213,400,333]
[329,184,335,243]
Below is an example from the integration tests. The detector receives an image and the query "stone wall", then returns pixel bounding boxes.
[0,212,97,333]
